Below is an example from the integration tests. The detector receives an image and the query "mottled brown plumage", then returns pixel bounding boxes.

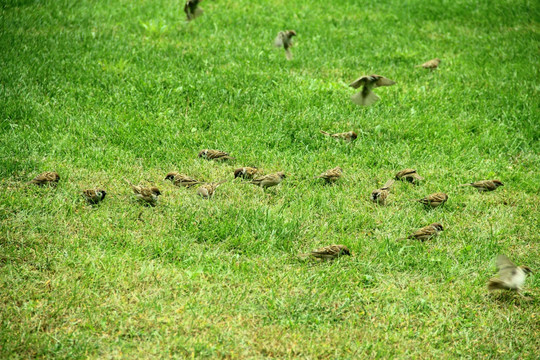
[165,172,201,187]
[487,255,532,292]
[395,169,424,183]
[418,58,441,70]
[407,223,444,242]
[197,180,227,199]
[29,172,60,186]
[415,192,448,208]
[234,167,260,179]
[370,179,395,205]
[251,172,286,189]
[320,130,357,141]
[184,0,203,21]
[82,189,107,204]
[274,30,296,60]
[349,75,396,106]
[460,180,504,192]
[315,166,342,183]
[125,179,161,206]
[198,149,235,161]
[303,245,351,260]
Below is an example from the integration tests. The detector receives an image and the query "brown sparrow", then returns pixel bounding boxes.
[407,223,444,242]
[487,255,533,293]
[234,167,260,179]
[164,172,200,188]
[415,192,448,208]
[197,180,227,199]
[315,166,342,183]
[274,30,296,60]
[349,75,396,106]
[251,172,286,189]
[125,179,161,206]
[370,179,395,205]
[302,245,351,260]
[29,171,60,186]
[184,0,203,21]
[460,180,504,192]
[395,168,424,183]
[198,149,235,161]
[417,58,441,70]
[82,189,107,204]
[320,130,358,141]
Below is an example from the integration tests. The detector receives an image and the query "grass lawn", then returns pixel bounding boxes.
[1,0,539,358]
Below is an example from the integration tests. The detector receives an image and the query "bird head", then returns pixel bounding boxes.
[349,132,358,140]
[519,266,533,275]
[98,189,107,200]
[287,30,297,37]
[198,150,208,158]
[341,247,351,256]
[234,168,244,178]
[165,172,179,181]
[493,180,504,187]
[277,172,286,179]
[431,223,444,232]
[151,187,161,196]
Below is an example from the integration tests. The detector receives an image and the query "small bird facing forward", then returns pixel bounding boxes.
[460,180,504,192]
[487,255,532,293]
[29,172,60,186]
[184,0,203,21]
[370,179,395,205]
[415,192,448,208]
[198,149,235,161]
[395,169,424,184]
[197,180,227,199]
[417,58,441,70]
[165,172,201,188]
[82,189,107,204]
[251,172,286,189]
[315,166,342,183]
[349,75,396,106]
[234,167,260,179]
[302,245,351,260]
[125,179,161,206]
[407,223,444,242]
[320,130,358,141]
[274,30,296,60]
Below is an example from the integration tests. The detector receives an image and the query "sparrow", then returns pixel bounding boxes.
[274,30,296,60]
[395,169,424,183]
[407,223,444,242]
[417,58,441,70]
[164,172,201,188]
[320,130,358,141]
[460,180,504,192]
[315,166,342,183]
[197,180,227,199]
[198,149,235,161]
[234,167,260,179]
[301,245,351,260]
[415,192,448,208]
[184,0,203,21]
[349,75,396,106]
[125,179,161,206]
[82,189,107,204]
[251,172,286,189]
[29,171,60,186]
[487,255,533,293]
[370,179,395,205]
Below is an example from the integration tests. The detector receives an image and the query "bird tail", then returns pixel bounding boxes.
[223,156,236,160]
[382,179,395,189]
[459,183,473,187]
[124,178,134,187]
[487,278,506,291]
[320,130,330,136]
[351,90,379,106]
[285,48,293,60]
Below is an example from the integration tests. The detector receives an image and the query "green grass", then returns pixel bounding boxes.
[1,0,539,358]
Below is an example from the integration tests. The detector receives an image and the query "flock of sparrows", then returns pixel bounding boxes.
[24,1,532,297]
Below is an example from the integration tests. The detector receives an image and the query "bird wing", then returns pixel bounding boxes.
[495,255,516,271]
[349,76,369,89]
[374,76,396,87]
[351,89,379,106]
[274,33,284,47]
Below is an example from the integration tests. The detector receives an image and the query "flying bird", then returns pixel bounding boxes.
[301,245,351,260]
[417,58,441,70]
[29,172,60,186]
[315,166,342,183]
[251,172,286,189]
[415,192,448,208]
[197,180,227,199]
[234,167,260,179]
[274,30,296,60]
[165,172,201,188]
[82,189,107,204]
[487,255,532,293]
[370,179,395,205]
[460,180,504,192]
[407,223,444,242]
[320,130,358,141]
[395,168,424,184]
[184,0,203,21]
[125,179,161,206]
[198,149,235,161]
[349,75,395,106]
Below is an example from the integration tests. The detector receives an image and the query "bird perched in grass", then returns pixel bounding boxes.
[395,168,424,184]
[417,58,441,70]
[415,192,448,208]
[349,75,396,106]
[407,223,444,242]
[301,245,351,260]
[274,30,296,60]
[460,180,504,192]
[234,167,260,179]
[320,130,358,141]
[29,171,60,186]
[315,166,342,183]
[82,189,107,204]
[165,172,201,188]
[197,180,227,199]
[125,179,161,206]
[251,172,286,189]
[184,0,203,21]
[370,179,395,205]
[198,149,235,161]
[487,255,532,293]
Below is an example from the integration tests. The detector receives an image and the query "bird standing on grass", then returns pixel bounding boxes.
[349,75,396,106]
[197,180,227,199]
[29,172,60,186]
[487,255,532,294]
[301,245,351,260]
[198,149,235,161]
[184,0,203,21]
[320,130,358,141]
[415,192,448,208]
[407,223,444,242]
[251,172,286,189]
[82,189,107,204]
[125,179,161,206]
[234,167,260,179]
[274,30,296,60]
[370,179,395,205]
[315,166,342,183]
[395,169,424,184]
[165,172,201,188]
[460,180,504,192]
[417,58,441,70]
